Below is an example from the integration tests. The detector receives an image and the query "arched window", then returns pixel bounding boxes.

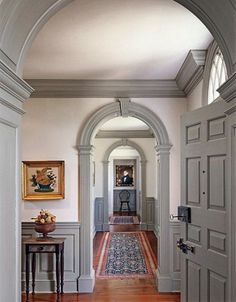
[207,48,227,104]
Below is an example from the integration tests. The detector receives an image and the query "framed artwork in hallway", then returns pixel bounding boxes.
[115,164,134,187]
[22,160,65,200]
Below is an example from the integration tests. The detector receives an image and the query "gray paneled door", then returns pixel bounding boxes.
[180,100,229,302]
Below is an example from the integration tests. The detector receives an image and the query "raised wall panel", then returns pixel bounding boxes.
[173,233,181,272]
[209,271,226,302]
[208,117,226,140]
[187,261,201,302]
[39,234,75,273]
[146,197,155,229]
[208,230,226,254]
[186,123,201,144]
[208,156,226,210]
[94,197,104,231]
[187,224,201,244]
[186,158,201,205]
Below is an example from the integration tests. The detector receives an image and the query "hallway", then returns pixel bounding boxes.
[22,226,180,302]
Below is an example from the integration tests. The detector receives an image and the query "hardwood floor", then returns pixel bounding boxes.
[22,221,180,302]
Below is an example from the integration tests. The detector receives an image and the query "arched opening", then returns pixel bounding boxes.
[0,1,235,301]
[78,99,172,291]
[101,138,147,230]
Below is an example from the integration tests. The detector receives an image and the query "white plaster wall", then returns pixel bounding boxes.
[21,97,187,221]
[187,80,203,111]
[21,98,113,222]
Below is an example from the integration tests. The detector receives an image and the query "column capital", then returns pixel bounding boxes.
[155,144,172,155]
[102,160,110,165]
[78,145,95,155]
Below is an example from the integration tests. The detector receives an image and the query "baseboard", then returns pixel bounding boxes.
[21,280,78,293]
[156,269,172,292]
[102,223,110,231]
[78,269,95,293]
[140,222,147,230]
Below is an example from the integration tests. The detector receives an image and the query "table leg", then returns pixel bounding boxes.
[32,253,36,294]
[25,248,30,302]
[61,245,64,294]
[56,246,60,298]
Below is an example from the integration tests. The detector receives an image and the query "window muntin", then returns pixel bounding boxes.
[208,49,227,104]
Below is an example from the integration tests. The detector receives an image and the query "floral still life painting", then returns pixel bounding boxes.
[22,161,64,200]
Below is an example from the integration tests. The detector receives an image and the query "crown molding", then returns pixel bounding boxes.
[95,129,154,139]
[25,79,186,98]
[0,49,16,71]
[176,50,206,95]
[0,60,34,102]
[218,72,236,103]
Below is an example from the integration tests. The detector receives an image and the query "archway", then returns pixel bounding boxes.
[0,1,233,76]
[102,139,147,231]
[78,98,172,292]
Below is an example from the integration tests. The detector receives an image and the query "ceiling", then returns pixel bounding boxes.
[23,0,212,80]
[100,117,149,131]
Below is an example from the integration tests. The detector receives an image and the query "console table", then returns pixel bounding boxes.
[23,237,65,302]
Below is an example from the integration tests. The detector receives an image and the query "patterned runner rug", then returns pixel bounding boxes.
[109,216,140,224]
[96,232,156,279]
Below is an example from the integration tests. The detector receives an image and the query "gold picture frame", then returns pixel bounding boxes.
[22,161,65,200]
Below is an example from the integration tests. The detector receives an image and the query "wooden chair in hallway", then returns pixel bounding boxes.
[119,190,131,215]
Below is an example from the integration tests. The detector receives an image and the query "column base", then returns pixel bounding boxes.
[156,269,172,292]
[78,269,95,293]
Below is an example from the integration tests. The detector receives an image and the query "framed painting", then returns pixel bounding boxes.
[22,160,65,200]
[115,164,134,187]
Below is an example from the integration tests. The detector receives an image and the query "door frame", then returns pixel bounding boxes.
[78,99,172,292]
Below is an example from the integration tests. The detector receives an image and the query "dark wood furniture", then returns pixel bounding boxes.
[23,237,65,302]
[119,190,131,214]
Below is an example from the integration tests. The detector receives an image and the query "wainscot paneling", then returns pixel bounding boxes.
[21,222,80,293]
[169,221,181,291]
[94,197,104,231]
[146,197,155,230]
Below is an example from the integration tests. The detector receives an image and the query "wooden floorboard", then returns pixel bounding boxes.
[22,223,180,302]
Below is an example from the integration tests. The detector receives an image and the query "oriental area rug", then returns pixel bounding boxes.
[96,232,156,279]
[109,216,140,224]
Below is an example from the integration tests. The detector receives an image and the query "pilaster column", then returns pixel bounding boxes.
[140,160,147,229]
[102,160,110,231]
[78,145,95,292]
[0,61,33,302]
[155,144,172,292]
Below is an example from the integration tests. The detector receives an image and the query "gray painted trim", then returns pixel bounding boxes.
[176,50,206,96]
[0,49,17,71]
[218,72,236,103]
[78,99,172,292]
[175,1,233,76]
[96,130,154,138]
[25,79,186,98]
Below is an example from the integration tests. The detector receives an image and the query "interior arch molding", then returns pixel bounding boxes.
[77,99,173,292]
[0,0,234,76]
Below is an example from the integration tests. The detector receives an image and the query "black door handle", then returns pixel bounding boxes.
[177,238,195,254]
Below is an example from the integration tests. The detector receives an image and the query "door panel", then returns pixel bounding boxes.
[181,100,229,302]
[187,260,201,302]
